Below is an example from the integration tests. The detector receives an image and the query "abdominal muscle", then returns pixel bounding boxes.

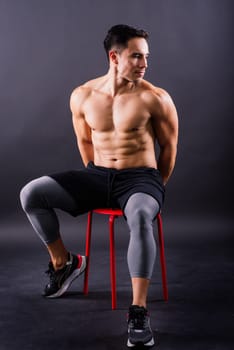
[92,128,157,170]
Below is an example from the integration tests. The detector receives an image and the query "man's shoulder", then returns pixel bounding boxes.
[71,84,91,99]
[141,80,171,105]
[73,77,103,94]
[70,76,106,113]
[71,76,105,99]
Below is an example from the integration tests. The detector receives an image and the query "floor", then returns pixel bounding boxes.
[0,214,233,349]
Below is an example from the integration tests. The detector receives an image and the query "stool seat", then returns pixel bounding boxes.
[93,208,123,216]
[83,208,168,309]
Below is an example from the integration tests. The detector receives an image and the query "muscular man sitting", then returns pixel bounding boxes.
[20,24,178,347]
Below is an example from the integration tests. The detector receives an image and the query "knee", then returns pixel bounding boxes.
[127,207,152,230]
[20,177,44,212]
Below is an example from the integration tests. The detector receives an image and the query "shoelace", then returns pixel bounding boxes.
[45,263,58,284]
[129,309,147,329]
[45,262,54,274]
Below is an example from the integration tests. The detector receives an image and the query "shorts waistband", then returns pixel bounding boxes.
[87,161,160,174]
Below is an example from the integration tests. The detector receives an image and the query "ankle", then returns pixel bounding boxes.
[132,303,147,309]
[53,252,70,270]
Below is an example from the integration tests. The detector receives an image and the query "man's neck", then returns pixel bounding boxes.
[105,68,138,97]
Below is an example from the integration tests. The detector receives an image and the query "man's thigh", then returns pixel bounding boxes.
[49,167,109,215]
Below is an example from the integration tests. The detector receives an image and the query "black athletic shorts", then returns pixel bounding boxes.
[49,161,165,217]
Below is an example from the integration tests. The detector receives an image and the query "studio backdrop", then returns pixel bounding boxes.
[0,0,233,222]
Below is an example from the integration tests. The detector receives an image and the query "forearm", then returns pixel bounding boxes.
[77,140,94,166]
[157,145,177,185]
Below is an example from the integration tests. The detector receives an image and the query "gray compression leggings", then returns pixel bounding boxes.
[20,176,160,279]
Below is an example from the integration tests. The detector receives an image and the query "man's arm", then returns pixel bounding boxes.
[70,87,94,166]
[151,90,179,185]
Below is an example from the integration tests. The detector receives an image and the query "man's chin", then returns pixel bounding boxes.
[122,75,144,84]
[128,76,144,82]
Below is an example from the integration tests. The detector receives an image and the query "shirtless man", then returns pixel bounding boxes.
[20,24,178,347]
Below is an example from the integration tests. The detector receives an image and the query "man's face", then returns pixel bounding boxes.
[116,37,149,82]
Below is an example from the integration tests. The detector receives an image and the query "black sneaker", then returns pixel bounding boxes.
[43,253,86,298]
[127,305,155,347]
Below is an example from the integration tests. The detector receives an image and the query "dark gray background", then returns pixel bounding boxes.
[0,0,233,223]
[0,2,233,349]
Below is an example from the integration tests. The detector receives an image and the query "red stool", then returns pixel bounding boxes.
[83,208,168,309]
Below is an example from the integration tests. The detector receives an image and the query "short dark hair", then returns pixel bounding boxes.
[103,24,149,60]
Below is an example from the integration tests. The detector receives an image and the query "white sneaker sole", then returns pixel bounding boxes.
[127,336,155,347]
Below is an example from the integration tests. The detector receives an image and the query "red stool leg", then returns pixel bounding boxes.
[109,214,117,310]
[83,211,93,295]
[157,213,168,301]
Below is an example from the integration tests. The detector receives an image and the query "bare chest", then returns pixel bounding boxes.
[83,93,151,132]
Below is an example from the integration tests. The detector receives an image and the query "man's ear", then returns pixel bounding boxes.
[109,50,118,64]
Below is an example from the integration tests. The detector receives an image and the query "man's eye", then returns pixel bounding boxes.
[133,54,141,58]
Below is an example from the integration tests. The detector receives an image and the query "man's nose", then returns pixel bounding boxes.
[139,57,148,68]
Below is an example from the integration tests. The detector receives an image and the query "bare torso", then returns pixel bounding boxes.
[72,76,164,169]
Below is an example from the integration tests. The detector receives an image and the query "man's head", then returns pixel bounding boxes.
[103,24,149,60]
[104,24,150,82]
